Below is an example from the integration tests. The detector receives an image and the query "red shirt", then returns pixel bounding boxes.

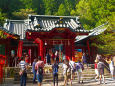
[95,63,97,69]
[25,56,30,63]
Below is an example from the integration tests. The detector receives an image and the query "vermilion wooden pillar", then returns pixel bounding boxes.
[0,55,6,84]
[65,40,71,61]
[34,38,44,61]
[17,40,23,58]
[71,40,75,61]
[40,40,44,61]
[0,64,3,83]
[65,45,69,60]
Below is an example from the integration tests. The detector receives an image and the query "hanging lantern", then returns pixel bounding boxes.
[45,40,47,45]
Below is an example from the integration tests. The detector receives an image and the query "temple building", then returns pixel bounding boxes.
[0,15,107,66]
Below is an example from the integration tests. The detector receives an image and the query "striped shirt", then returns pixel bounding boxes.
[19,61,27,71]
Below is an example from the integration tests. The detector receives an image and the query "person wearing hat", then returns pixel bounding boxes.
[94,59,99,81]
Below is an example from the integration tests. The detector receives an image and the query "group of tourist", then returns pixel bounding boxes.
[18,55,85,86]
[19,56,44,86]
[94,54,106,84]
[18,53,115,86]
[45,50,61,65]
[94,54,115,84]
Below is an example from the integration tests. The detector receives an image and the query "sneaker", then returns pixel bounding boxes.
[81,80,83,83]
[112,78,114,80]
[103,82,106,84]
[95,79,98,82]
[99,81,102,84]
[33,81,37,84]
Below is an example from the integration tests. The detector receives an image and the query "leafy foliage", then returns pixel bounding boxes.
[0,9,6,26]
[12,9,36,19]
[56,4,69,16]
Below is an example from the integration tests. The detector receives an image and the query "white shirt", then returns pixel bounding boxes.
[109,61,114,70]
[69,61,75,70]
[62,64,68,75]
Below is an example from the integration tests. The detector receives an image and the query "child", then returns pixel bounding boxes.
[52,60,59,86]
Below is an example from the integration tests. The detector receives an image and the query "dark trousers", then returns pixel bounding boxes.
[20,73,27,86]
[53,73,58,86]
[33,71,36,82]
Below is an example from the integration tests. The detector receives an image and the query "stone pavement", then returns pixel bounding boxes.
[1,78,115,86]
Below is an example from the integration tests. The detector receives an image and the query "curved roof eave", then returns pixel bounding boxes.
[75,22,108,42]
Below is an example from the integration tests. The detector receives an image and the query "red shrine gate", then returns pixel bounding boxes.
[25,28,77,61]
[23,27,88,62]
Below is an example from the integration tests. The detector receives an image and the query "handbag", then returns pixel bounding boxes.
[19,70,24,75]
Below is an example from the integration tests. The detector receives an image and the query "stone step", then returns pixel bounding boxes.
[5,64,110,83]
[13,75,111,84]
[14,69,110,81]
[14,72,111,81]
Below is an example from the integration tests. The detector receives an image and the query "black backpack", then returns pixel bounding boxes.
[38,67,43,75]
[97,62,104,69]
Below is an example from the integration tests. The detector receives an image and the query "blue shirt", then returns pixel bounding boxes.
[32,62,36,72]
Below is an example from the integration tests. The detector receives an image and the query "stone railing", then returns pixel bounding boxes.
[4,64,63,78]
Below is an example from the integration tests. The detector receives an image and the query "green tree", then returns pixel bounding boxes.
[43,0,57,15]
[32,0,45,14]
[0,9,6,26]
[64,0,74,15]
[75,0,95,30]
[56,4,69,16]
[0,0,23,17]
[12,9,36,19]
[20,0,33,9]
[72,0,115,55]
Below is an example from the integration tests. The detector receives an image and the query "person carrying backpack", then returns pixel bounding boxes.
[97,58,105,84]
[52,60,59,86]
[35,56,44,86]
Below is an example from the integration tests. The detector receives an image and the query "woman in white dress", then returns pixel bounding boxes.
[109,57,114,80]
